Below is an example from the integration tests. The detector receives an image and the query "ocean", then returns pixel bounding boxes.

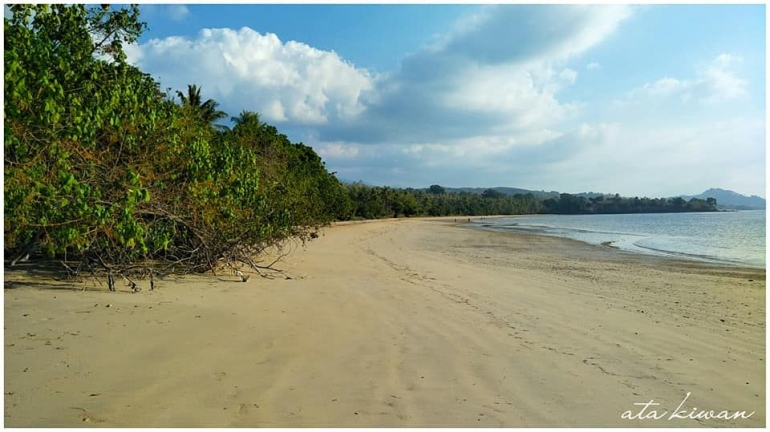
[473,210,766,268]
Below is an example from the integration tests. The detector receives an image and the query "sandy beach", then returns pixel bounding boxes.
[3,217,765,427]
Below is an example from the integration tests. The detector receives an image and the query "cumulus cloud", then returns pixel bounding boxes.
[586,62,601,70]
[126,27,375,125]
[231,7,634,190]
[439,65,577,131]
[128,5,630,142]
[618,53,748,105]
[318,4,631,144]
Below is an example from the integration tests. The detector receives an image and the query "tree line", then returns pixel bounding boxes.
[540,193,718,215]
[336,185,717,220]
[338,183,542,219]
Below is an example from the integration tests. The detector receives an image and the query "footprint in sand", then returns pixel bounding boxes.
[71,407,105,424]
[235,403,260,417]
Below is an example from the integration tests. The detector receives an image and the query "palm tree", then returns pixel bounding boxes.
[231,110,261,130]
[176,84,228,128]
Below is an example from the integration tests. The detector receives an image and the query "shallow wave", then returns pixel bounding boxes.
[630,241,746,266]
[492,222,644,238]
[474,215,765,268]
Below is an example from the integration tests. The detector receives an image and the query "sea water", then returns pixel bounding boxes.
[474,210,766,268]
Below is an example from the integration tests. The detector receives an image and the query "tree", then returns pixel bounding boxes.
[176,84,228,128]
[428,184,445,195]
[5,4,166,262]
[482,189,505,199]
[669,197,686,209]
[231,110,260,129]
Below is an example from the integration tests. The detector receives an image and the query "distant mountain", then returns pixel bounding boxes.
[680,188,765,210]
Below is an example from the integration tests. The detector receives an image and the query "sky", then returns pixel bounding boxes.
[122,4,765,198]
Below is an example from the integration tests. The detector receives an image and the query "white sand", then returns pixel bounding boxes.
[4,218,765,426]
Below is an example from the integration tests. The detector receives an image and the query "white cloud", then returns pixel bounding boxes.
[323,113,765,197]
[533,118,766,197]
[713,53,738,68]
[300,5,648,190]
[699,54,747,102]
[642,77,688,98]
[316,142,360,160]
[586,62,602,70]
[559,68,578,84]
[433,5,633,65]
[126,27,375,125]
[319,5,631,144]
[440,64,574,131]
[168,5,190,22]
[127,5,632,141]
[618,53,748,105]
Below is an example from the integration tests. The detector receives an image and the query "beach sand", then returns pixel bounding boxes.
[3,217,765,427]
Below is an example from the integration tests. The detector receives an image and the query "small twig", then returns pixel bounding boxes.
[120,274,141,293]
[60,261,79,278]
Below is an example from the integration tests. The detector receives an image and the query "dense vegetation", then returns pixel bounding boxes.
[540,193,718,214]
[341,184,541,219]
[3,5,718,278]
[4,5,349,276]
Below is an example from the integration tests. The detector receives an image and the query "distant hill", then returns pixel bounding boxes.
[679,188,765,210]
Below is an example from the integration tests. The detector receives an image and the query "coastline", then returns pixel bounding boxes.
[465,211,766,270]
[4,217,765,426]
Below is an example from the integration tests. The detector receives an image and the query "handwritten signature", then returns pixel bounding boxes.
[622,392,755,421]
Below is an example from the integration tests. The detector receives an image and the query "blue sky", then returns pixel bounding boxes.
[125,4,765,198]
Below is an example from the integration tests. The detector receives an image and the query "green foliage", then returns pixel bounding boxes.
[540,193,718,214]
[4,4,350,273]
[428,184,446,195]
[177,84,228,128]
[340,185,718,219]
[481,189,505,199]
[341,184,541,219]
[5,4,165,259]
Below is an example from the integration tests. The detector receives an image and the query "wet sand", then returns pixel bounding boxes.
[3,217,765,426]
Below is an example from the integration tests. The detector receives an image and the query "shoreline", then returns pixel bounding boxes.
[4,217,765,426]
[471,224,766,273]
[461,213,766,271]
[456,221,764,280]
